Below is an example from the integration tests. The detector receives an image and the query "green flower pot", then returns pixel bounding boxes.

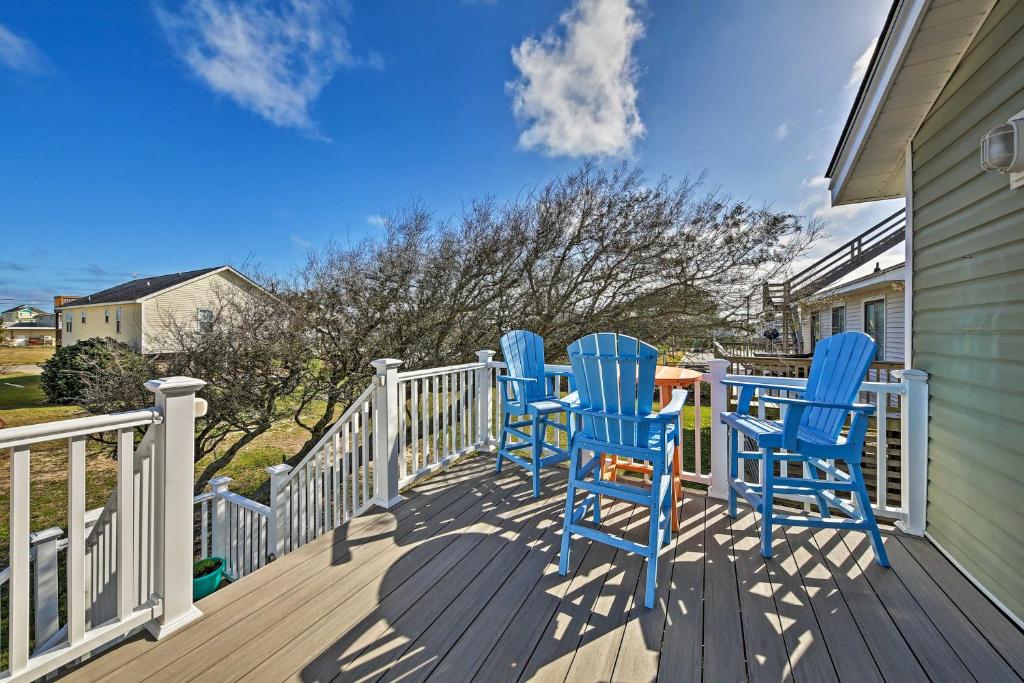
[192,557,224,601]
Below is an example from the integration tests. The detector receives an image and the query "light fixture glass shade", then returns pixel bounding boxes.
[981,120,1024,173]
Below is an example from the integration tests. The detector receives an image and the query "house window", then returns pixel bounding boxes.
[64,311,72,333]
[81,310,86,324]
[831,305,846,334]
[809,312,821,350]
[197,308,214,334]
[104,309,109,324]
[115,307,122,334]
[864,299,885,359]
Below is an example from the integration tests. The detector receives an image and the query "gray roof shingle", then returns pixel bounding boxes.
[61,267,222,307]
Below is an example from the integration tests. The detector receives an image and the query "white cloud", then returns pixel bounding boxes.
[507,0,645,157]
[0,23,48,75]
[366,214,385,227]
[847,39,876,88]
[155,0,355,135]
[775,122,789,141]
[291,234,312,248]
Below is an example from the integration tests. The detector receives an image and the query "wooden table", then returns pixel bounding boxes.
[602,365,702,531]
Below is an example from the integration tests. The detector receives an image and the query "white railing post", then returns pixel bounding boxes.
[370,358,404,509]
[896,369,929,536]
[145,376,206,639]
[30,527,63,650]
[266,464,293,559]
[209,476,232,561]
[708,359,730,500]
[475,350,496,449]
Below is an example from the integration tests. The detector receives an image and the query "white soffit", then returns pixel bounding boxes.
[829,0,997,205]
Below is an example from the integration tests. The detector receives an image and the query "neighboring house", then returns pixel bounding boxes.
[57,266,264,354]
[797,263,906,363]
[827,0,1023,624]
[1,304,56,347]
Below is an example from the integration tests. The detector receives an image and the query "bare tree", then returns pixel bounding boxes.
[289,163,822,453]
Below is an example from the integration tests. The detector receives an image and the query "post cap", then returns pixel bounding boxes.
[145,376,207,397]
[209,475,233,491]
[894,368,928,381]
[30,527,64,544]
[370,358,403,373]
[476,350,496,362]
[708,358,730,370]
[266,463,294,476]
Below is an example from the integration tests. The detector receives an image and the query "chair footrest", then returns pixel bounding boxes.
[565,524,653,557]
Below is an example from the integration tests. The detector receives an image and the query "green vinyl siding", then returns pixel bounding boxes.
[911,0,1024,620]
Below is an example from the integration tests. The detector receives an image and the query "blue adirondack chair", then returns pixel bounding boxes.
[720,331,889,565]
[496,330,573,498]
[558,333,687,609]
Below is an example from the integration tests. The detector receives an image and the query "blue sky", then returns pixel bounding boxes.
[0,0,902,307]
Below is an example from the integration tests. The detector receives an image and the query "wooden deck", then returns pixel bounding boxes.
[63,454,1024,682]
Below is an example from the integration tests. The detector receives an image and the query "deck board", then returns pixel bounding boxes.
[60,454,1024,683]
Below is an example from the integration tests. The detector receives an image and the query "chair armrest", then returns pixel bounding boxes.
[556,391,580,408]
[496,375,537,384]
[765,395,875,415]
[543,365,573,378]
[721,379,805,395]
[654,388,688,421]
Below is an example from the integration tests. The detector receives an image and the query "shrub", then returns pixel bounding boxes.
[40,338,143,404]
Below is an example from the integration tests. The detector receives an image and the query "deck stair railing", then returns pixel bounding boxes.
[0,376,206,682]
[764,207,906,353]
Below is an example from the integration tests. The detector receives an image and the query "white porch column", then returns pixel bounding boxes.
[145,376,206,639]
[370,358,404,509]
[896,369,929,536]
[475,350,496,449]
[708,359,730,500]
[266,464,293,559]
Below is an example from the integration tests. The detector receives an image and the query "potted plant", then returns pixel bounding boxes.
[193,557,224,600]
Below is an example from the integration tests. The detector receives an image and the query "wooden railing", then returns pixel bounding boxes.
[0,376,206,681]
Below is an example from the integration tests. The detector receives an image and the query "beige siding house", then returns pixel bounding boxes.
[1,305,56,347]
[58,266,262,354]
[798,263,906,363]
[827,0,1024,625]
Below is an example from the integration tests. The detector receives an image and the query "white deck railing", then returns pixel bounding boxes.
[194,478,271,581]
[0,376,206,682]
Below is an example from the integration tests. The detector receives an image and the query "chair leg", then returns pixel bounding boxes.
[728,426,739,519]
[496,411,510,473]
[760,447,775,559]
[559,443,579,576]
[530,414,542,498]
[592,451,602,525]
[851,464,890,567]
[671,438,682,532]
[645,464,662,608]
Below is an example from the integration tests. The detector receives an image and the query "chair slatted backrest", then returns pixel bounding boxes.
[802,331,877,439]
[500,330,548,403]
[568,333,658,448]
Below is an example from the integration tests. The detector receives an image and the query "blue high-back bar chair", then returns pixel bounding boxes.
[720,331,889,565]
[558,333,686,608]
[496,330,573,498]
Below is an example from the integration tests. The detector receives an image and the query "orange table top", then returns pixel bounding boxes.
[655,366,702,386]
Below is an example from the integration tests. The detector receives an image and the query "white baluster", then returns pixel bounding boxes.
[30,527,63,650]
[266,464,292,560]
[895,369,929,536]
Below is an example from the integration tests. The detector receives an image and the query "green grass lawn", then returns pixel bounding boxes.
[0,346,54,366]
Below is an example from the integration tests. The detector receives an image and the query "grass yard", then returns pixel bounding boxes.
[0,346,54,366]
